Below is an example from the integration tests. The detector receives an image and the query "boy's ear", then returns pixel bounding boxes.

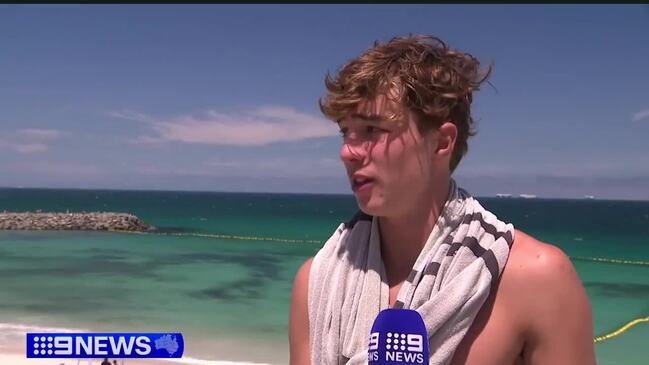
[435,121,457,155]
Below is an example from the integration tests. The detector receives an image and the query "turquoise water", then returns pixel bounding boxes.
[0,188,648,363]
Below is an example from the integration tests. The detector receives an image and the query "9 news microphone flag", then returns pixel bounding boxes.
[368,309,429,365]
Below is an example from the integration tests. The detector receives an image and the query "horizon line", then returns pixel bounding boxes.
[0,185,647,203]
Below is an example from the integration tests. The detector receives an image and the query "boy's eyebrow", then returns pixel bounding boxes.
[348,113,386,122]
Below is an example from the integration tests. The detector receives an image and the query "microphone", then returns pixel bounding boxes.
[367,308,429,364]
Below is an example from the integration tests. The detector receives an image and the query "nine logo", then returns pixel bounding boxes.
[26,333,184,358]
[367,308,429,364]
[368,331,425,363]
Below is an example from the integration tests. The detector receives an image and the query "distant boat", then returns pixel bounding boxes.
[496,193,512,198]
[584,195,596,200]
[519,194,537,199]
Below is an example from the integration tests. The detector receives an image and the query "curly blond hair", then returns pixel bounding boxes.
[319,34,492,172]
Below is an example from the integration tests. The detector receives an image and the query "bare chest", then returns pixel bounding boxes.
[389,283,524,365]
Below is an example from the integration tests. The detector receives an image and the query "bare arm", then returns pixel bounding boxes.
[289,257,313,365]
[520,242,597,365]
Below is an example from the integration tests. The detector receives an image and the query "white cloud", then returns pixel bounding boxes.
[127,135,167,145]
[112,106,338,146]
[632,109,649,122]
[16,129,64,139]
[13,143,49,154]
[0,128,66,154]
[109,110,154,123]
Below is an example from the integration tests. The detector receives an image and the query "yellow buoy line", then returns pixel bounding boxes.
[573,256,649,266]
[153,231,324,244]
[109,228,323,244]
[593,316,649,343]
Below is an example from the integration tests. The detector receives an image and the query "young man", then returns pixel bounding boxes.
[289,35,596,365]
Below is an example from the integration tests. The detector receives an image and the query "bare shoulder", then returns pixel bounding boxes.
[289,257,314,365]
[497,230,578,329]
[500,230,596,364]
[505,230,578,283]
[502,229,586,311]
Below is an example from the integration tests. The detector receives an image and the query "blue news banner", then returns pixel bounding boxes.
[26,333,184,359]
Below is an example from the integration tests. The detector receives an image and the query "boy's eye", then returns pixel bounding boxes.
[338,126,385,139]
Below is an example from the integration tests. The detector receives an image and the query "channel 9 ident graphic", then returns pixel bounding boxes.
[368,309,430,365]
[26,332,184,359]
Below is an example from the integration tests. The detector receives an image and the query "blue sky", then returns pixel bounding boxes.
[1,5,648,199]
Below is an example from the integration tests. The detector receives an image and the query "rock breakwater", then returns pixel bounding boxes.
[0,212,151,231]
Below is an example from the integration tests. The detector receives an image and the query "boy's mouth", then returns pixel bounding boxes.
[352,175,375,192]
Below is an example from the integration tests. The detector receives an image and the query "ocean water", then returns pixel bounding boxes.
[0,188,648,364]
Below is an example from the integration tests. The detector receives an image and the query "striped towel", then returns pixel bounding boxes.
[308,179,515,365]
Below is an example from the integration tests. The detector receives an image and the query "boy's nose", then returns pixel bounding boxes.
[340,140,367,166]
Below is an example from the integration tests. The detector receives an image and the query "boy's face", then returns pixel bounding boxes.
[338,94,446,217]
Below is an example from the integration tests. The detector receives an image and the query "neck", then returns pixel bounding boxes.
[378,178,451,286]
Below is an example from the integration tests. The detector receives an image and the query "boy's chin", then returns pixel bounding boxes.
[356,200,386,217]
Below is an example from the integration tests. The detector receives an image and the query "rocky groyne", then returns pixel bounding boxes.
[0,212,151,231]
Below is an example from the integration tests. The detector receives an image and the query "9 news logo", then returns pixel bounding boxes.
[26,333,184,359]
[368,331,425,363]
